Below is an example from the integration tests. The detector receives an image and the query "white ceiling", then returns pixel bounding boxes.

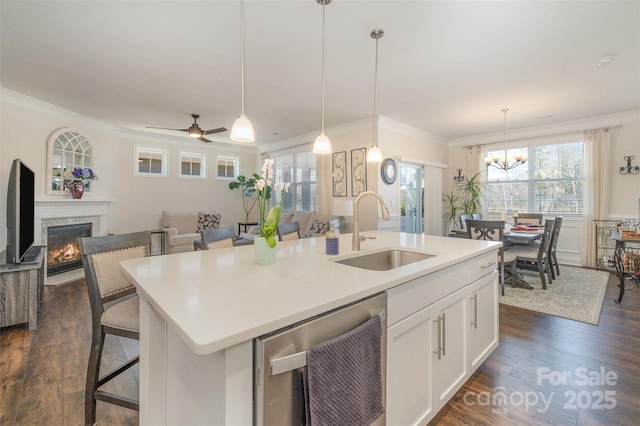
[1,0,638,146]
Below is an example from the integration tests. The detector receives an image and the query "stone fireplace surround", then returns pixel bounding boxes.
[35,198,112,284]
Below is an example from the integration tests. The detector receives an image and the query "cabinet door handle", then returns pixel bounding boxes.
[481,261,495,269]
[441,312,446,356]
[433,316,442,360]
[470,294,478,329]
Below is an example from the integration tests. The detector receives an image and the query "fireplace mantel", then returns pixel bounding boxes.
[34,198,114,244]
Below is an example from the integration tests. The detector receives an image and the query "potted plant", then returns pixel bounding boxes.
[228,174,259,224]
[442,170,485,231]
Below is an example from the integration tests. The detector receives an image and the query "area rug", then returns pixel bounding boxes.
[499,266,609,325]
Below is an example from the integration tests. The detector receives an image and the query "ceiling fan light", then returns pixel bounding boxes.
[230,114,255,142]
[188,128,203,138]
[313,131,332,154]
[367,145,382,163]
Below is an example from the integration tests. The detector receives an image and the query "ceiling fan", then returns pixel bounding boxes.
[147,113,227,143]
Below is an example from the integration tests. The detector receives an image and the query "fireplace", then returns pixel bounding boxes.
[47,223,92,276]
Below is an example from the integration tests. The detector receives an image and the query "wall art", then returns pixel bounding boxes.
[332,151,347,197]
[351,147,367,196]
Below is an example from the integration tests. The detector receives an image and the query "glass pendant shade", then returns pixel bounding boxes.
[230,114,255,142]
[313,0,332,154]
[230,0,254,143]
[313,131,332,154]
[366,28,384,163]
[366,145,382,162]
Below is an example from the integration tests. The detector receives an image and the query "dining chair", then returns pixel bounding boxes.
[547,216,563,280]
[277,221,301,241]
[509,219,555,289]
[194,225,236,250]
[515,212,543,226]
[78,231,151,426]
[466,219,517,296]
[459,214,474,230]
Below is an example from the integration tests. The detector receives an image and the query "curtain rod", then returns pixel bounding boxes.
[583,124,622,135]
[462,124,623,149]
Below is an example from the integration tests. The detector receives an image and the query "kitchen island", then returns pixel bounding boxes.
[120,231,500,425]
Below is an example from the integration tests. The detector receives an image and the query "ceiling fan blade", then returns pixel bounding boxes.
[146,126,190,132]
[199,136,213,143]
[203,127,228,135]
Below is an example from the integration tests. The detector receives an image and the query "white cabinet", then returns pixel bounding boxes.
[468,272,499,371]
[431,287,469,409]
[386,251,499,425]
[387,303,435,426]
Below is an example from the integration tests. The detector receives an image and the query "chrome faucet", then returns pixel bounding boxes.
[352,191,391,251]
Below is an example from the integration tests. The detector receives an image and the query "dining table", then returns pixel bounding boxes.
[504,229,543,245]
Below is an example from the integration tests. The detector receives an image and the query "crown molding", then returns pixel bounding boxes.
[1,87,256,153]
[449,109,640,148]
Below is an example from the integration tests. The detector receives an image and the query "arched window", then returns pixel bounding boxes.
[47,128,95,195]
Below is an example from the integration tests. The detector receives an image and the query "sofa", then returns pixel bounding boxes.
[162,211,223,254]
[241,211,340,240]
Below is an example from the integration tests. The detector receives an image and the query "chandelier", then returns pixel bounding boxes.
[485,108,527,171]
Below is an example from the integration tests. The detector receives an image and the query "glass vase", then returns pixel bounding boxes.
[254,236,278,265]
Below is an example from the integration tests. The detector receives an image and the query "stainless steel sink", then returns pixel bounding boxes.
[335,249,435,271]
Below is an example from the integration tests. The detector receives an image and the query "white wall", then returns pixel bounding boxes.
[446,110,640,266]
[378,117,448,236]
[262,116,450,234]
[0,89,258,249]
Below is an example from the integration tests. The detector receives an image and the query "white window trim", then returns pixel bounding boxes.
[135,146,168,177]
[216,155,239,180]
[179,151,207,179]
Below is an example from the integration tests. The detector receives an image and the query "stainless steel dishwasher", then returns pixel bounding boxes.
[254,292,387,426]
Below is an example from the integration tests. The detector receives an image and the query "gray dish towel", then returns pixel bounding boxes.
[303,315,384,426]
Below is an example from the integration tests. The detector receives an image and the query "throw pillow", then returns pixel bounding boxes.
[304,219,330,238]
[197,212,221,232]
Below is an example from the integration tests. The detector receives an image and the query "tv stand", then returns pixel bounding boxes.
[0,246,45,330]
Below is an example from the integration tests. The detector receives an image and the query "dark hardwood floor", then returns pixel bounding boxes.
[0,270,638,425]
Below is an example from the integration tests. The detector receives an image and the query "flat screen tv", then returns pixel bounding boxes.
[6,158,35,264]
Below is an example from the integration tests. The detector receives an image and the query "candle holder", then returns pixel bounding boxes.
[619,155,640,175]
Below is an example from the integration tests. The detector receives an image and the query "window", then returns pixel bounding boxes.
[272,152,316,211]
[136,147,167,176]
[180,152,206,178]
[486,141,584,215]
[217,156,238,179]
[46,129,95,195]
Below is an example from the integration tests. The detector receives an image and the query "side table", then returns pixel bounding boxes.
[612,234,640,304]
[238,222,258,235]
[149,230,166,255]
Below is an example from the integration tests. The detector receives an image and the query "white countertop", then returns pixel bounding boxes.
[120,231,500,355]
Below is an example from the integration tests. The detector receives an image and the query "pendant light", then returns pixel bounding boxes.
[230,0,255,142]
[313,0,332,154]
[366,28,384,163]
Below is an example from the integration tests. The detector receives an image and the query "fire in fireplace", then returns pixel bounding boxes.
[47,223,92,276]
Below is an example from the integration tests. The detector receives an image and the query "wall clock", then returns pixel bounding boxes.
[381,158,398,185]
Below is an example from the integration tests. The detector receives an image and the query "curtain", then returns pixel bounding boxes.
[315,153,330,215]
[582,129,611,267]
[465,146,484,180]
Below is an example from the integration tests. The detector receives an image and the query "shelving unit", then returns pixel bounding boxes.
[595,219,639,271]
[595,220,624,271]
